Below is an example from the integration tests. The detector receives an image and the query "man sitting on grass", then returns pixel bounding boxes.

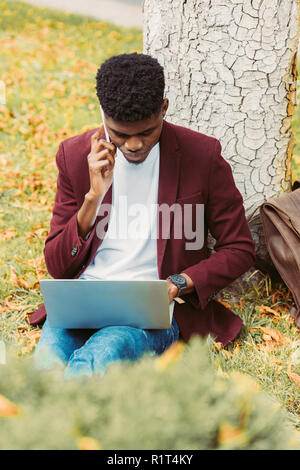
[32,53,255,379]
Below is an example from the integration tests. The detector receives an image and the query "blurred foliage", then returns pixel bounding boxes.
[0,337,299,450]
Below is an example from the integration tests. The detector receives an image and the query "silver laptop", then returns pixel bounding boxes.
[40,279,172,329]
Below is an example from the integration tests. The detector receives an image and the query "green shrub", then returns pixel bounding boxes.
[0,337,298,450]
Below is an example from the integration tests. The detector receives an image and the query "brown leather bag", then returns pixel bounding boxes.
[260,186,300,328]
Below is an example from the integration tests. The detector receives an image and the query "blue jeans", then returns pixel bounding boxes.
[34,316,179,379]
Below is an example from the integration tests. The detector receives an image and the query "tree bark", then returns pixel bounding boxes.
[143,0,299,275]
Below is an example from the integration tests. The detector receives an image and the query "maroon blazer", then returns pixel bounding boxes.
[29,120,255,346]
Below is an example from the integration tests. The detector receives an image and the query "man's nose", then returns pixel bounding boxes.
[124,136,143,152]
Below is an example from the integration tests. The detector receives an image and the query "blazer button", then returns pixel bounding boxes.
[71,245,78,256]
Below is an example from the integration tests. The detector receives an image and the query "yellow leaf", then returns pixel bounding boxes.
[155,341,185,371]
[260,327,290,346]
[217,299,232,310]
[9,266,18,286]
[0,228,16,240]
[218,422,247,446]
[77,437,101,450]
[18,329,41,353]
[9,267,31,289]
[250,327,290,347]
[17,276,31,290]
[258,305,280,317]
[287,360,300,388]
[214,342,223,351]
[3,301,35,312]
[262,334,272,342]
[233,342,240,355]
[0,395,21,417]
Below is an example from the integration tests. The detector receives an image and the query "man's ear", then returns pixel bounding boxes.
[161,98,169,118]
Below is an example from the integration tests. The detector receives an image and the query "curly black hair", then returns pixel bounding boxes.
[95,53,165,122]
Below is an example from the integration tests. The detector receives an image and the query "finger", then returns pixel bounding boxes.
[92,138,116,159]
[91,159,110,171]
[96,150,116,171]
[93,148,115,163]
[91,124,104,143]
[95,139,116,153]
[94,152,115,169]
[96,159,110,168]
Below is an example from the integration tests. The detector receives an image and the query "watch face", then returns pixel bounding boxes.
[170,274,186,288]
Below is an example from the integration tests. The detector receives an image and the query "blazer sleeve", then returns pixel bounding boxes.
[182,139,256,310]
[43,142,95,278]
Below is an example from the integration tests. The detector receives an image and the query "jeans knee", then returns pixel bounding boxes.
[65,349,97,379]
[33,343,66,371]
[98,327,148,361]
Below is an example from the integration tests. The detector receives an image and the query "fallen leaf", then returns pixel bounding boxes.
[221,349,233,359]
[9,266,18,286]
[16,276,31,290]
[260,327,290,346]
[25,228,49,240]
[0,229,17,240]
[250,327,290,347]
[19,329,41,354]
[0,395,21,417]
[9,267,31,289]
[270,358,282,366]
[0,154,7,166]
[11,260,45,289]
[3,301,35,312]
[287,360,300,387]
[155,341,185,371]
[262,334,272,342]
[258,305,280,317]
[30,280,41,290]
[77,436,101,450]
[218,422,247,446]
[217,299,232,310]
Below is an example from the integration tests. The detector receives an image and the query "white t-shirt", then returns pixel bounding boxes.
[79,142,175,318]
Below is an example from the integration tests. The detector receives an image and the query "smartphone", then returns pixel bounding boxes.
[100,105,110,142]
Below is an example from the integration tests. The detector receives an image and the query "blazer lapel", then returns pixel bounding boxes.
[157,120,181,278]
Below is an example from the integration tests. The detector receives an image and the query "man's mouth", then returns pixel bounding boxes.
[123,152,148,160]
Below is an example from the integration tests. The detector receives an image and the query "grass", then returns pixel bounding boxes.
[0,0,299,445]
[214,278,300,422]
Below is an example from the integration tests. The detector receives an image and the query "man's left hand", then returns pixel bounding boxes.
[166,278,179,303]
[166,273,195,303]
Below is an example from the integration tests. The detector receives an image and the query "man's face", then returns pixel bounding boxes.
[104,99,168,164]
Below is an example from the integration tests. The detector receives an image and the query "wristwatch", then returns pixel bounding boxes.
[167,274,187,296]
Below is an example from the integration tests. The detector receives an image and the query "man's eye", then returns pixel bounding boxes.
[114,131,152,138]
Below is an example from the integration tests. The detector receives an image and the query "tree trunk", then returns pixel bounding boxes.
[143,0,299,275]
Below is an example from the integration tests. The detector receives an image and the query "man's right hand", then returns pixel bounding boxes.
[87,123,116,199]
